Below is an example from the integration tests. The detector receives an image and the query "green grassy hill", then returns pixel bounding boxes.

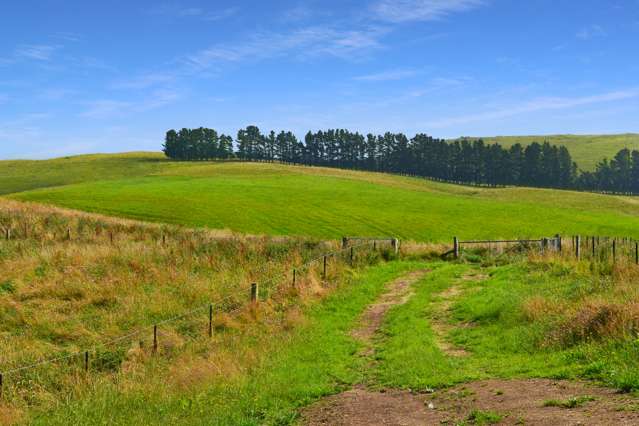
[453,133,639,171]
[4,153,639,241]
[0,152,168,195]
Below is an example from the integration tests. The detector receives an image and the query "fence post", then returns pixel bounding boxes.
[84,351,89,372]
[251,283,259,302]
[391,238,399,254]
[373,241,377,251]
[109,231,114,245]
[341,237,348,249]
[5,228,10,241]
[293,269,296,286]
[350,247,354,266]
[555,234,562,252]
[153,325,158,354]
[453,237,459,259]
[575,236,581,260]
[635,242,638,265]
[592,237,596,259]
[613,240,617,263]
[0,372,3,399]
[67,227,71,241]
[323,256,327,279]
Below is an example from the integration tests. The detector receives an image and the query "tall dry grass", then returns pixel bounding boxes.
[0,200,385,420]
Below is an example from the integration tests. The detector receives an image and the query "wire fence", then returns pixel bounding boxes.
[0,236,394,401]
[450,234,639,266]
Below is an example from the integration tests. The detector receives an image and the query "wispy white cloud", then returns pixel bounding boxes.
[372,0,484,23]
[80,89,182,119]
[80,100,132,119]
[183,26,387,70]
[576,24,606,40]
[39,88,77,101]
[148,3,238,21]
[424,89,639,128]
[15,44,61,61]
[111,72,176,90]
[354,68,418,81]
[51,32,82,42]
[0,113,50,147]
[280,3,325,22]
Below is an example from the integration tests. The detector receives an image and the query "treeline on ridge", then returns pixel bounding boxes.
[163,126,639,194]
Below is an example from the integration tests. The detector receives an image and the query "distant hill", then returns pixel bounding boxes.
[450,134,639,171]
[4,153,639,242]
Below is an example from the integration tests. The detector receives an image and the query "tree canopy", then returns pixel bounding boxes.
[163,126,639,194]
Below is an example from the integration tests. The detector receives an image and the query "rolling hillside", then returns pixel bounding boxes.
[4,153,639,241]
[454,133,639,171]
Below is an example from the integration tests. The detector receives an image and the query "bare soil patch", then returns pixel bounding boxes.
[302,386,445,425]
[427,378,639,425]
[303,379,639,425]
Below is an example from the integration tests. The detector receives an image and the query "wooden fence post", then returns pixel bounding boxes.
[323,256,327,279]
[373,241,377,251]
[208,304,213,338]
[0,372,3,399]
[5,228,10,241]
[391,238,399,254]
[153,325,158,354]
[350,247,354,266]
[575,236,581,260]
[635,242,638,265]
[251,283,259,302]
[453,237,459,259]
[84,351,89,372]
[613,240,617,263]
[592,236,596,259]
[341,237,348,249]
[293,269,296,286]
[66,227,71,241]
[556,235,562,252]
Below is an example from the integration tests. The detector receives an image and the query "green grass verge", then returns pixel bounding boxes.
[31,261,426,425]
[7,157,639,241]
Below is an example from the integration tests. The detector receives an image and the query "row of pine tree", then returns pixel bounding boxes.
[163,126,639,194]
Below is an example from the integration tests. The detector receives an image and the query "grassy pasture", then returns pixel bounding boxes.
[25,244,639,424]
[459,133,639,171]
[5,155,639,242]
[0,200,386,422]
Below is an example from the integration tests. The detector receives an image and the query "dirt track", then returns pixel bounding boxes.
[301,269,639,425]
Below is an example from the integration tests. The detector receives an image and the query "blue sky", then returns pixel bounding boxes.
[1,0,638,159]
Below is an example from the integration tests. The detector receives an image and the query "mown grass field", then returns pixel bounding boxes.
[461,133,639,171]
[4,153,639,242]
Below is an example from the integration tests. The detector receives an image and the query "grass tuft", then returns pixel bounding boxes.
[543,396,596,408]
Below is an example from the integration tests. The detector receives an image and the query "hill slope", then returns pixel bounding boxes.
[4,153,639,242]
[457,133,639,171]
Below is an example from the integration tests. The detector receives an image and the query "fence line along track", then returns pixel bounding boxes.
[450,234,639,265]
[0,236,395,399]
